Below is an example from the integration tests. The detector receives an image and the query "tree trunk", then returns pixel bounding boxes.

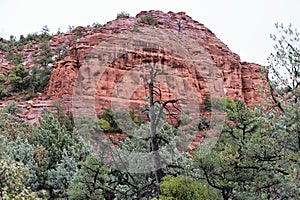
[149,67,163,198]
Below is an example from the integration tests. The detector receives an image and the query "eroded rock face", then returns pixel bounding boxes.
[0,10,266,126]
[0,10,267,151]
[46,10,265,114]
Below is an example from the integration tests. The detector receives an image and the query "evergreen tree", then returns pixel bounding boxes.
[5,137,39,190]
[194,101,287,199]
[68,155,110,200]
[32,109,77,169]
[47,150,78,198]
[29,66,51,93]
[8,65,30,92]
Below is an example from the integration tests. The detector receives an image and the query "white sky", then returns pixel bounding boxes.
[0,0,299,65]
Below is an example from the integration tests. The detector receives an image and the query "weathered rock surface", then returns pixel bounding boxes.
[0,11,266,150]
[46,10,265,111]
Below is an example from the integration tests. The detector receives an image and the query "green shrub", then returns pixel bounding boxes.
[0,86,10,98]
[203,94,211,111]
[29,66,51,93]
[177,114,191,126]
[0,74,9,98]
[116,11,130,19]
[7,52,24,65]
[97,108,122,133]
[9,65,30,92]
[129,108,145,126]
[197,116,210,131]
[132,24,139,32]
[140,15,158,26]
[158,175,209,200]
[99,119,111,132]
[0,74,5,82]
[92,22,102,28]
[212,97,236,113]
[34,42,53,66]
[1,100,21,115]
[68,155,109,200]
[74,27,84,39]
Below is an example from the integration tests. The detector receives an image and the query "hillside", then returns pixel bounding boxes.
[1,10,299,200]
[0,10,265,123]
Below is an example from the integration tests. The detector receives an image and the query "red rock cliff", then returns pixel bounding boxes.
[45,10,265,116]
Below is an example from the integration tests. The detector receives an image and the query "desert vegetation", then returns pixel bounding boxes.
[0,14,299,200]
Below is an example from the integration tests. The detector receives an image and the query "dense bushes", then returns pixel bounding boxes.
[157,175,219,200]
[4,64,51,96]
[140,15,158,25]
[0,26,53,99]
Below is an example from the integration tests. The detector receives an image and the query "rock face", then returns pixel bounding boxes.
[0,10,266,124]
[46,10,265,115]
[0,10,267,151]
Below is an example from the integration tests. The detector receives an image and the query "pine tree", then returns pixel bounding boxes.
[68,155,110,200]
[47,150,78,198]
[8,65,30,92]
[5,137,39,190]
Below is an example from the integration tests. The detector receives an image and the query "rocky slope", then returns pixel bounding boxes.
[0,10,266,124]
[47,11,265,115]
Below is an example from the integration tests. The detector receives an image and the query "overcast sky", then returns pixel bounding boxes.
[0,0,299,65]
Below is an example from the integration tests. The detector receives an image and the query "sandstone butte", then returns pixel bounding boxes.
[0,11,267,148]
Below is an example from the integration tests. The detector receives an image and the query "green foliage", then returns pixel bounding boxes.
[140,15,158,26]
[31,109,87,198]
[47,150,78,199]
[0,74,6,82]
[74,27,84,39]
[196,116,210,131]
[203,94,211,111]
[116,11,130,19]
[1,100,21,115]
[0,74,10,98]
[68,155,110,200]
[32,109,85,169]
[97,108,122,133]
[0,158,36,199]
[194,101,297,199]
[0,85,10,98]
[268,23,300,99]
[92,22,102,28]
[53,104,74,133]
[264,103,300,198]
[29,66,51,93]
[0,135,5,159]
[7,52,24,65]
[211,97,236,113]
[99,118,111,132]
[33,41,53,66]
[110,121,193,199]
[9,64,30,92]
[129,108,145,126]
[177,114,191,126]
[5,137,39,190]
[0,112,32,141]
[132,24,139,32]
[158,175,213,200]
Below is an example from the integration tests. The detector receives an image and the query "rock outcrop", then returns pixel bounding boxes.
[0,10,266,125]
[46,10,265,113]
